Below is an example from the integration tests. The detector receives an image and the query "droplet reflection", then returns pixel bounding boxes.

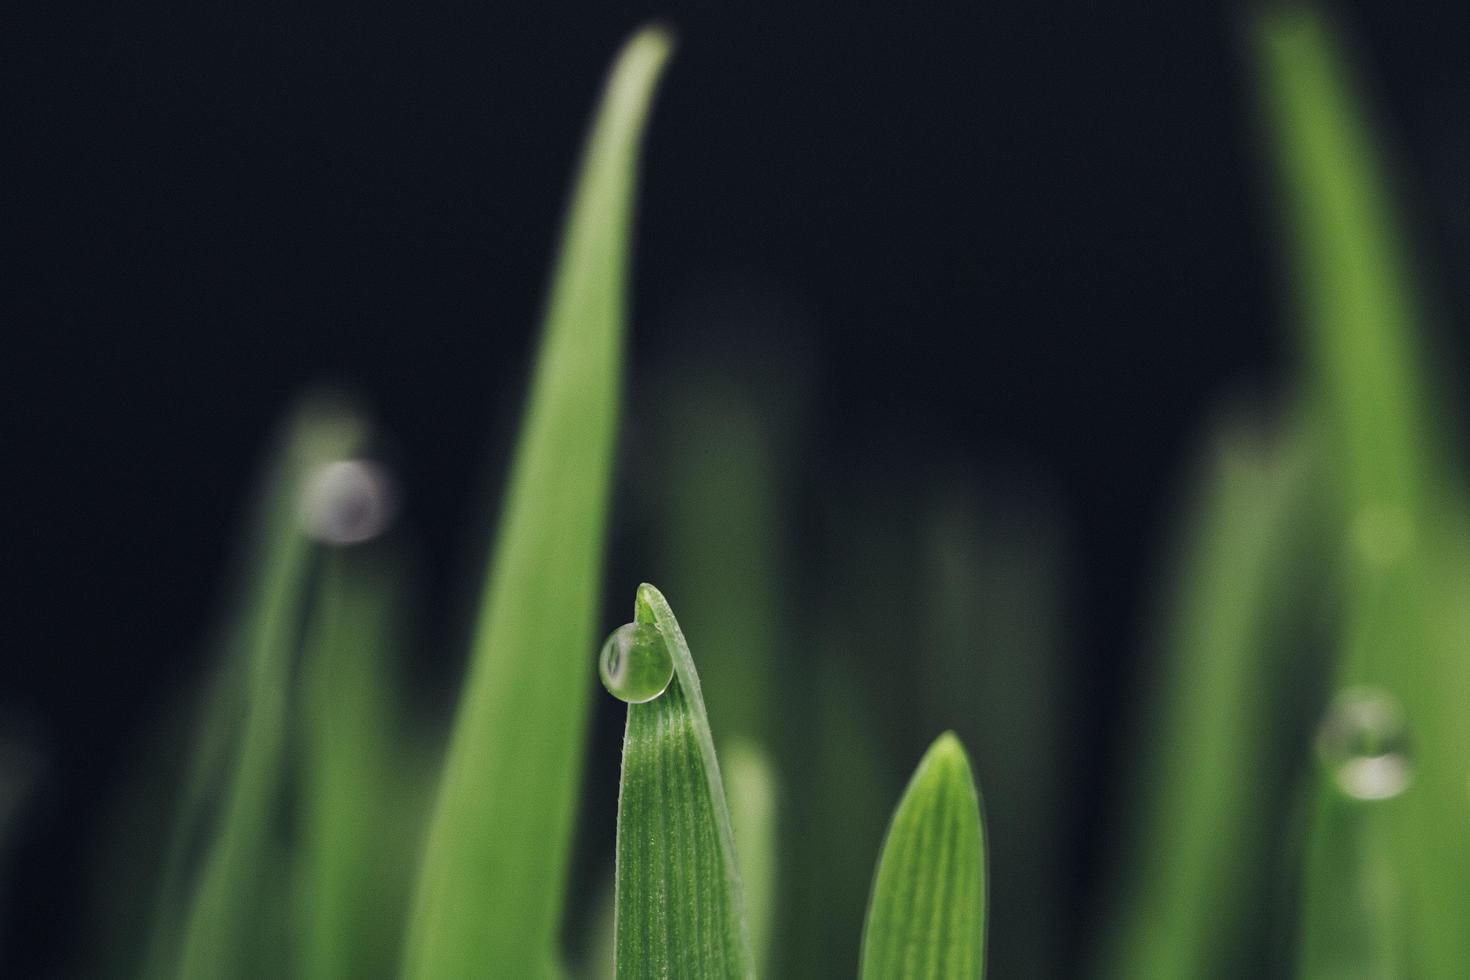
[599,623,674,704]
[1315,686,1414,801]
[299,459,398,545]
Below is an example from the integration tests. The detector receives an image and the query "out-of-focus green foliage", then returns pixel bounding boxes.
[402,26,671,980]
[71,11,1470,980]
[613,584,753,979]
[860,732,986,980]
[1258,8,1470,977]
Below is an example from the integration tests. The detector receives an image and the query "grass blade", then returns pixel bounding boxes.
[1092,408,1326,978]
[722,737,779,975]
[860,732,986,980]
[1257,9,1470,975]
[295,548,421,980]
[612,583,753,980]
[916,474,1067,980]
[174,396,371,980]
[402,26,673,979]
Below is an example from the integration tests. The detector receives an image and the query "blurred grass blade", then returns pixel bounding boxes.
[402,26,673,979]
[649,363,799,970]
[614,583,753,980]
[1296,784,1408,977]
[173,396,371,979]
[860,732,986,980]
[916,473,1068,980]
[295,549,421,980]
[722,737,779,975]
[1092,408,1325,978]
[1258,9,1470,976]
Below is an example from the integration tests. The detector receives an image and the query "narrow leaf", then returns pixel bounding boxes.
[722,737,779,974]
[1093,408,1326,978]
[613,583,753,980]
[295,548,421,980]
[1257,9,1470,975]
[403,26,673,980]
[861,732,986,980]
[174,396,371,980]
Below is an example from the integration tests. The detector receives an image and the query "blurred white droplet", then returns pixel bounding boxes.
[1315,686,1414,802]
[298,459,398,545]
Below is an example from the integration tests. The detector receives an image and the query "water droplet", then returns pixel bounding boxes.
[298,459,398,545]
[599,623,673,704]
[1316,686,1414,801]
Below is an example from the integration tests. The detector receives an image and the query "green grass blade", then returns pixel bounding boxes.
[860,732,986,980]
[722,737,779,975]
[916,475,1067,980]
[1295,785,1408,978]
[174,396,371,980]
[295,548,420,980]
[1257,10,1470,975]
[613,583,753,980]
[1092,408,1325,978]
[402,26,672,980]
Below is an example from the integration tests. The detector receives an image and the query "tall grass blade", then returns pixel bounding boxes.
[1093,408,1325,978]
[613,583,753,980]
[295,549,420,980]
[860,732,986,980]
[1257,9,1470,975]
[722,737,778,975]
[173,396,371,980]
[402,26,673,979]
[1295,787,1408,977]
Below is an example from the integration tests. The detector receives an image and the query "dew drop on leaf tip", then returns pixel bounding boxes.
[298,458,398,545]
[599,622,673,704]
[1315,686,1414,801]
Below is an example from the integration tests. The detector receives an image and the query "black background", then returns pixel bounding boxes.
[4,1,1469,973]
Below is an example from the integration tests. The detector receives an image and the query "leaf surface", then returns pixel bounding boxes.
[613,583,754,980]
[860,732,986,980]
[402,26,672,979]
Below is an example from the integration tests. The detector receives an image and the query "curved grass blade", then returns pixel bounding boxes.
[402,26,673,980]
[860,732,986,980]
[1256,10,1470,975]
[613,583,753,980]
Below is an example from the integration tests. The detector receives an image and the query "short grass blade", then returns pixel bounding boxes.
[612,583,754,980]
[402,26,673,980]
[860,732,986,980]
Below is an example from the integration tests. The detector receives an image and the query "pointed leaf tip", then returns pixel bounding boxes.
[861,733,987,980]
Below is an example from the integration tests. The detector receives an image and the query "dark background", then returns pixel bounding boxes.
[4,1,1468,973]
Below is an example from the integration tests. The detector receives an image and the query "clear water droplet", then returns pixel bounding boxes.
[1316,686,1414,801]
[599,623,673,704]
[298,459,398,545]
